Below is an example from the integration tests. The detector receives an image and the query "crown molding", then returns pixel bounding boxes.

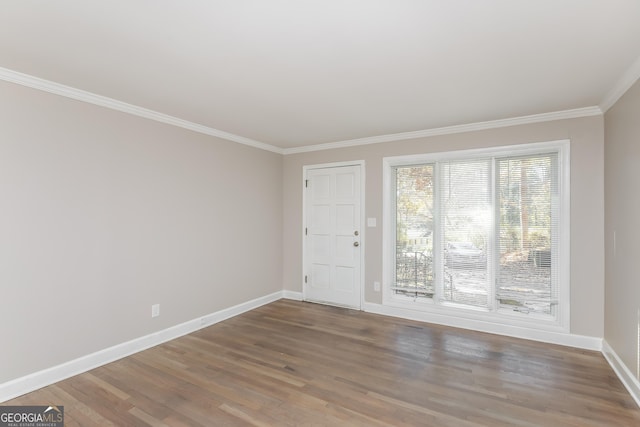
[0,66,608,156]
[0,67,284,155]
[282,106,603,155]
[600,55,640,112]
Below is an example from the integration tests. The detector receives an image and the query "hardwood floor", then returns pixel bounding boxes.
[6,299,640,426]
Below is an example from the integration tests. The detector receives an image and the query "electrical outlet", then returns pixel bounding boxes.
[374,281,381,292]
[151,304,160,318]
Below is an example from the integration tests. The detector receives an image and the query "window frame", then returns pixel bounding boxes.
[382,140,570,333]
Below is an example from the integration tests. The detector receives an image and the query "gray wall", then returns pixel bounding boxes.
[604,78,640,376]
[0,81,283,383]
[284,116,605,338]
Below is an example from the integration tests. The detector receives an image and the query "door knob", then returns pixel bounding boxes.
[353,242,360,247]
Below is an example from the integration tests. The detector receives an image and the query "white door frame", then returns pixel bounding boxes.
[302,160,365,309]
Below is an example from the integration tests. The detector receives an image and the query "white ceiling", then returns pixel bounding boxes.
[1,1,639,151]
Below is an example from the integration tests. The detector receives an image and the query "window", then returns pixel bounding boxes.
[384,141,569,331]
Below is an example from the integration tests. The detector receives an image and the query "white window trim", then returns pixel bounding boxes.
[382,140,570,334]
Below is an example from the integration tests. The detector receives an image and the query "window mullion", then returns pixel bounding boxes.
[391,167,398,293]
[487,157,497,311]
[433,161,443,304]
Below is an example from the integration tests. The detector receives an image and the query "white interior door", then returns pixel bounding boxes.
[304,164,362,309]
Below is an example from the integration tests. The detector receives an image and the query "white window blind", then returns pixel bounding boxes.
[496,154,558,315]
[440,159,492,308]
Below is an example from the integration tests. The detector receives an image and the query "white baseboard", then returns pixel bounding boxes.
[363,302,602,351]
[602,340,640,408]
[0,291,284,403]
[282,290,303,301]
[2,291,618,405]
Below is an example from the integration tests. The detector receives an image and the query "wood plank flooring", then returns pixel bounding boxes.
[5,300,640,426]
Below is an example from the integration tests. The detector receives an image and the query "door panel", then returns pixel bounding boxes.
[336,205,355,230]
[335,267,355,292]
[305,165,361,308]
[335,172,355,198]
[311,264,330,289]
